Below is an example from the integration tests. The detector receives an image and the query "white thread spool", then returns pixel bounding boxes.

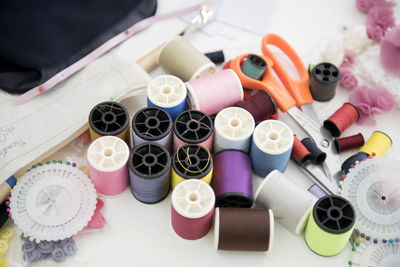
[254,170,317,234]
[214,107,255,153]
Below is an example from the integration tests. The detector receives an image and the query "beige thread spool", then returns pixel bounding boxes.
[157,36,215,81]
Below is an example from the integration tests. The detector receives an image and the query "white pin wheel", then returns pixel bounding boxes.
[10,163,97,241]
[147,75,186,108]
[348,241,400,267]
[171,179,215,219]
[341,157,400,242]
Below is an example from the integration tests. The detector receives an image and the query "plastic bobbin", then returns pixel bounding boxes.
[88,101,130,144]
[131,107,173,151]
[87,136,130,196]
[171,179,215,240]
[129,143,171,204]
[173,110,214,151]
[310,62,340,101]
[241,54,267,80]
[250,120,293,177]
[305,195,355,256]
[147,75,187,121]
[214,107,255,153]
[171,144,213,189]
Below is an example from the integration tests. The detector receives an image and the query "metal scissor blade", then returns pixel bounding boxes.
[300,163,337,195]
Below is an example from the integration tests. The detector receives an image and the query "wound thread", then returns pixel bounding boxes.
[359,131,392,157]
[235,91,276,123]
[334,133,365,153]
[323,103,360,137]
[291,135,312,164]
[301,137,327,165]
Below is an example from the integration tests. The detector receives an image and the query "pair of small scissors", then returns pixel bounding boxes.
[229,34,340,194]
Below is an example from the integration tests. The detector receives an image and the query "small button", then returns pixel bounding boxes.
[38,240,54,254]
[22,241,36,253]
[23,249,40,263]
[51,247,66,262]
[0,228,13,241]
[0,241,7,257]
[0,257,7,267]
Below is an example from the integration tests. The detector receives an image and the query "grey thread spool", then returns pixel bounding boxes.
[309,62,340,102]
[129,143,171,204]
[157,36,216,81]
[132,107,173,152]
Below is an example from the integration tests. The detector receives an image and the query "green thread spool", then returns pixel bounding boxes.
[305,195,355,256]
[241,54,267,80]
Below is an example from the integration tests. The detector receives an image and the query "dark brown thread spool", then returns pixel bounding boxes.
[235,91,276,123]
[334,133,365,153]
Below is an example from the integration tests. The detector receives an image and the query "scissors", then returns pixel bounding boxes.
[229,33,341,193]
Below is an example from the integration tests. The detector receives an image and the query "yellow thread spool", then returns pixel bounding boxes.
[359,131,392,157]
[171,144,213,189]
[305,195,355,256]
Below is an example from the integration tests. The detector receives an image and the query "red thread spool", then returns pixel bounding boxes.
[291,135,312,164]
[323,103,360,137]
[235,91,276,123]
[334,133,365,153]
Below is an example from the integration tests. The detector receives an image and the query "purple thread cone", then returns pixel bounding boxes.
[212,150,253,207]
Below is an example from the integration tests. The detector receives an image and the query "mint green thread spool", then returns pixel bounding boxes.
[241,54,267,80]
[305,195,355,256]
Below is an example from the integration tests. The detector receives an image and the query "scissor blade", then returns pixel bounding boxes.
[300,104,321,124]
[300,163,337,195]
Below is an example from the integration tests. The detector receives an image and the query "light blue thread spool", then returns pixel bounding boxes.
[147,75,187,121]
[250,120,293,177]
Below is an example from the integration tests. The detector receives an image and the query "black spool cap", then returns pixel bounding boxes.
[310,62,340,102]
[172,144,212,179]
[204,50,225,64]
[301,137,327,165]
[313,195,355,234]
[129,143,171,178]
[174,110,213,144]
[89,101,129,136]
[132,107,172,141]
[340,152,369,174]
[248,54,267,69]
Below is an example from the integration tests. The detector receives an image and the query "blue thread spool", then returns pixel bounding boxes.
[147,75,187,121]
[250,120,293,177]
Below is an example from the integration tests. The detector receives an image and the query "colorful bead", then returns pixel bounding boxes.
[66,161,70,166]
[46,161,50,165]
[39,87,44,93]
[355,229,360,235]
[366,236,370,241]
[373,239,378,244]
[58,160,62,164]
[372,152,376,157]
[52,160,57,164]
[395,237,399,243]
[360,233,365,238]
[389,239,393,243]
[383,239,387,243]
[38,163,42,166]
[72,163,76,167]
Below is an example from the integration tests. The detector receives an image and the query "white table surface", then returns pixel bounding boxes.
[8,0,400,266]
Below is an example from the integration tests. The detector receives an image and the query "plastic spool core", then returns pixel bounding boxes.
[130,143,170,178]
[174,110,213,144]
[215,107,255,141]
[253,120,293,155]
[314,63,339,83]
[147,75,186,108]
[89,101,129,136]
[173,144,212,179]
[133,107,172,141]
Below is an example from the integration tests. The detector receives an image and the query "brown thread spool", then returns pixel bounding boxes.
[323,103,360,137]
[291,135,312,164]
[235,91,276,123]
[214,207,274,251]
[334,133,365,153]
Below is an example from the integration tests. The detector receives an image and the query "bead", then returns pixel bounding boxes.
[52,160,57,164]
[383,239,387,243]
[352,247,356,251]
[395,237,400,243]
[366,236,370,241]
[355,229,360,235]
[372,152,376,157]
[389,239,393,243]
[66,161,71,165]
[46,161,50,165]
[72,163,76,167]
[58,160,62,164]
[341,173,346,179]
[38,87,44,93]
[373,239,378,244]
[361,233,365,238]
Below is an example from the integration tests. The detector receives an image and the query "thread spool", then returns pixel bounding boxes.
[341,152,369,174]
[173,110,214,151]
[301,137,327,165]
[241,54,267,80]
[250,120,293,177]
[213,107,255,153]
[359,131,392,157]
[131,107,172,151]
[147,75,187,121]
[204,50,225,64]
[305,195,356,256]
[310,62,340,101]
[186,69,243,116]
[214,207,274,251]
[88,101,130,144]
[171,144,213,189]
[128,143,171,204]
[158,36,216,81]
[255,170,317,234]
[235,91,276,123]
[212,150,253,208]
[291,135,312,164]
[308,184,328,199]
[334,133,365,153]
[171,179,215,240]
[87,136,130,196]
[323,103,360,137]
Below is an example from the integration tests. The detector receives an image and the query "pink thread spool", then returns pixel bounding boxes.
[87,136,130,196]
[186,69,243,116]
[171,179,215,240]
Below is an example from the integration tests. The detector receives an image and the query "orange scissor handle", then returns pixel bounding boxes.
[230,53,296,112]
[262,34,313,107]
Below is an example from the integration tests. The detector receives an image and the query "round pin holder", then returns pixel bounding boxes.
[129,143,171,204]
[173,110,214,151]
[171,144,213,189]
[310,62,340,102]
[147,75,187,121]
[305,195,356,256]
[88,101,130,143]
[132,107,173,151]
[340,157,400,244]
[214,107,255,153]
[9,162,97,241]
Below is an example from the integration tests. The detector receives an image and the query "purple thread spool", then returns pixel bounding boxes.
[308,184,328,199]
[212,150,253,207]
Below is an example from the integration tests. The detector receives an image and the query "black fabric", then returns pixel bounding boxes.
[0,0,157,94]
